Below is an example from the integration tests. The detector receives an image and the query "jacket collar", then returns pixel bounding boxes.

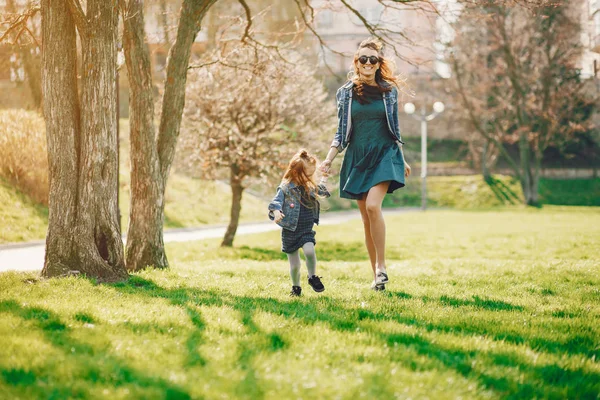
[342,80,354,90]
[341,80,395,97]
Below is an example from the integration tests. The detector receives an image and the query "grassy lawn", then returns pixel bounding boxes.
[1,207,599,399]
[0,177,48,243]
[325,175,600,211]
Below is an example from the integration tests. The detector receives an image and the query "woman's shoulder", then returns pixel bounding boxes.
[336,81,354,93]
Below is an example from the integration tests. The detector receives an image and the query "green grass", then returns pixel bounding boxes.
[539,178,600,206]
[0,177,48,243]
[1,207,599,399]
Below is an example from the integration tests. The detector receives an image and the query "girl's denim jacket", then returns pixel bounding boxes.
[268,181,330,231]
[330,81,404,152]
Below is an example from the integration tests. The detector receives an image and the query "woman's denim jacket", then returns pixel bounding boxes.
[330,81,404,152]
[268,181,330,231]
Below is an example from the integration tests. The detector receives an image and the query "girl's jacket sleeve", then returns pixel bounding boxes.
[267,186,285,220]
[317,184,330,198]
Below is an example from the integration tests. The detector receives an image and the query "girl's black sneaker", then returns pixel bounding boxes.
[308,275,325,292]
[290,286,302,297]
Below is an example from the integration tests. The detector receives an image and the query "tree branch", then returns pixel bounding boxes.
[453,56,522,178]
[0,5,40,44]
[66,0,89,37]
[292,0,344,78]
[237,0,252,43]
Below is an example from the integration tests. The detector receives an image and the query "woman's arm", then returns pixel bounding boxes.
[319,147,339,174]
[396,141,411,178]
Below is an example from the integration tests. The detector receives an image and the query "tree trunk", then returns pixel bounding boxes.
[124,0,216,271]
[518,131,535,206]
[481,140,491,180]
[21,44,42,109]
[122,0,168,271]
[531,148,542,206]
[75,0,126,280]
[41,0,80,277]
[156,0,217,184]
[42,0,127,281]
[222,166,243,247]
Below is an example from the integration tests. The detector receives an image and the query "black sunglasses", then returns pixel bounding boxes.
[358,55,380,65]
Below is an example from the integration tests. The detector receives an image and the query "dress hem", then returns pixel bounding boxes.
[340,179,405,200]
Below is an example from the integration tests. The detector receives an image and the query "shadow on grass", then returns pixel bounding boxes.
[0,299,192,399]
[3,276,598,399]
[439,295,524,311]
[107,277,600,398]
[219,241,400,263]
[485,176,521,205]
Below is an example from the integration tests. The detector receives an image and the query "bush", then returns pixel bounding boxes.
[0,109,48,205]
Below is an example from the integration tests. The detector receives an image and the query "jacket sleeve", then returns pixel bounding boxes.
[393,87,405,145]
[267,186,285,220]
[330,88,345,152]
[317,184,331,199]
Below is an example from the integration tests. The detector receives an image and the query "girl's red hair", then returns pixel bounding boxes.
[282,149,318,196]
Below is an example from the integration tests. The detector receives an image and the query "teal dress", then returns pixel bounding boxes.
[339,86,405,200]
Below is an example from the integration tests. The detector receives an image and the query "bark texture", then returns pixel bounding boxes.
[42,0,127,281]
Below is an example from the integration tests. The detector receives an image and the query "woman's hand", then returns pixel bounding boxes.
[319,159,332,174]
[404,162,411,178]
[273,210,284,223]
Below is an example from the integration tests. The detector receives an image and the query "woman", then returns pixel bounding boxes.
[320,37,411,291]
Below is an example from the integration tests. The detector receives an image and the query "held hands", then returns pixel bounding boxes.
[273,210,285,223]
[319,159,332,174]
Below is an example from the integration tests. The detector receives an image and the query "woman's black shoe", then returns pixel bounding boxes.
[290,286,302,297]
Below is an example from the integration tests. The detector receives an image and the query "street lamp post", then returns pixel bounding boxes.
[404,101,445,210]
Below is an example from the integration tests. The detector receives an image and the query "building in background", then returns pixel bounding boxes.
[583,0,600,78]
[308,0,439,78]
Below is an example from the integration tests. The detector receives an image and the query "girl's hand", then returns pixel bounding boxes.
[319,159,331,173]
[273,210,284,223]
[404,162,411,178]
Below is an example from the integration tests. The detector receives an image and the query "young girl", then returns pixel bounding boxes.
[268,149,330,297]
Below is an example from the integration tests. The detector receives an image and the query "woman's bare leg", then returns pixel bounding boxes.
[365,181,390,282]
[357,197,377,277]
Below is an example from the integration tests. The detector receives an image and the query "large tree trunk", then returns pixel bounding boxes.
[122,0,167,271]
[124,0,217,271]
[222,166,243,247]
[75,0,126,280]
[42,0,127,281]
[41,0,80,277]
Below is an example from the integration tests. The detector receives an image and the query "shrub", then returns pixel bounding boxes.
[0,109,48,205]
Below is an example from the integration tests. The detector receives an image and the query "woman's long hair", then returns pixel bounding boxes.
[350,37,413,99]
[282,149,320,206]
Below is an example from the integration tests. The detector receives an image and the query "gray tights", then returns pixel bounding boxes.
[286,242,317,287]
